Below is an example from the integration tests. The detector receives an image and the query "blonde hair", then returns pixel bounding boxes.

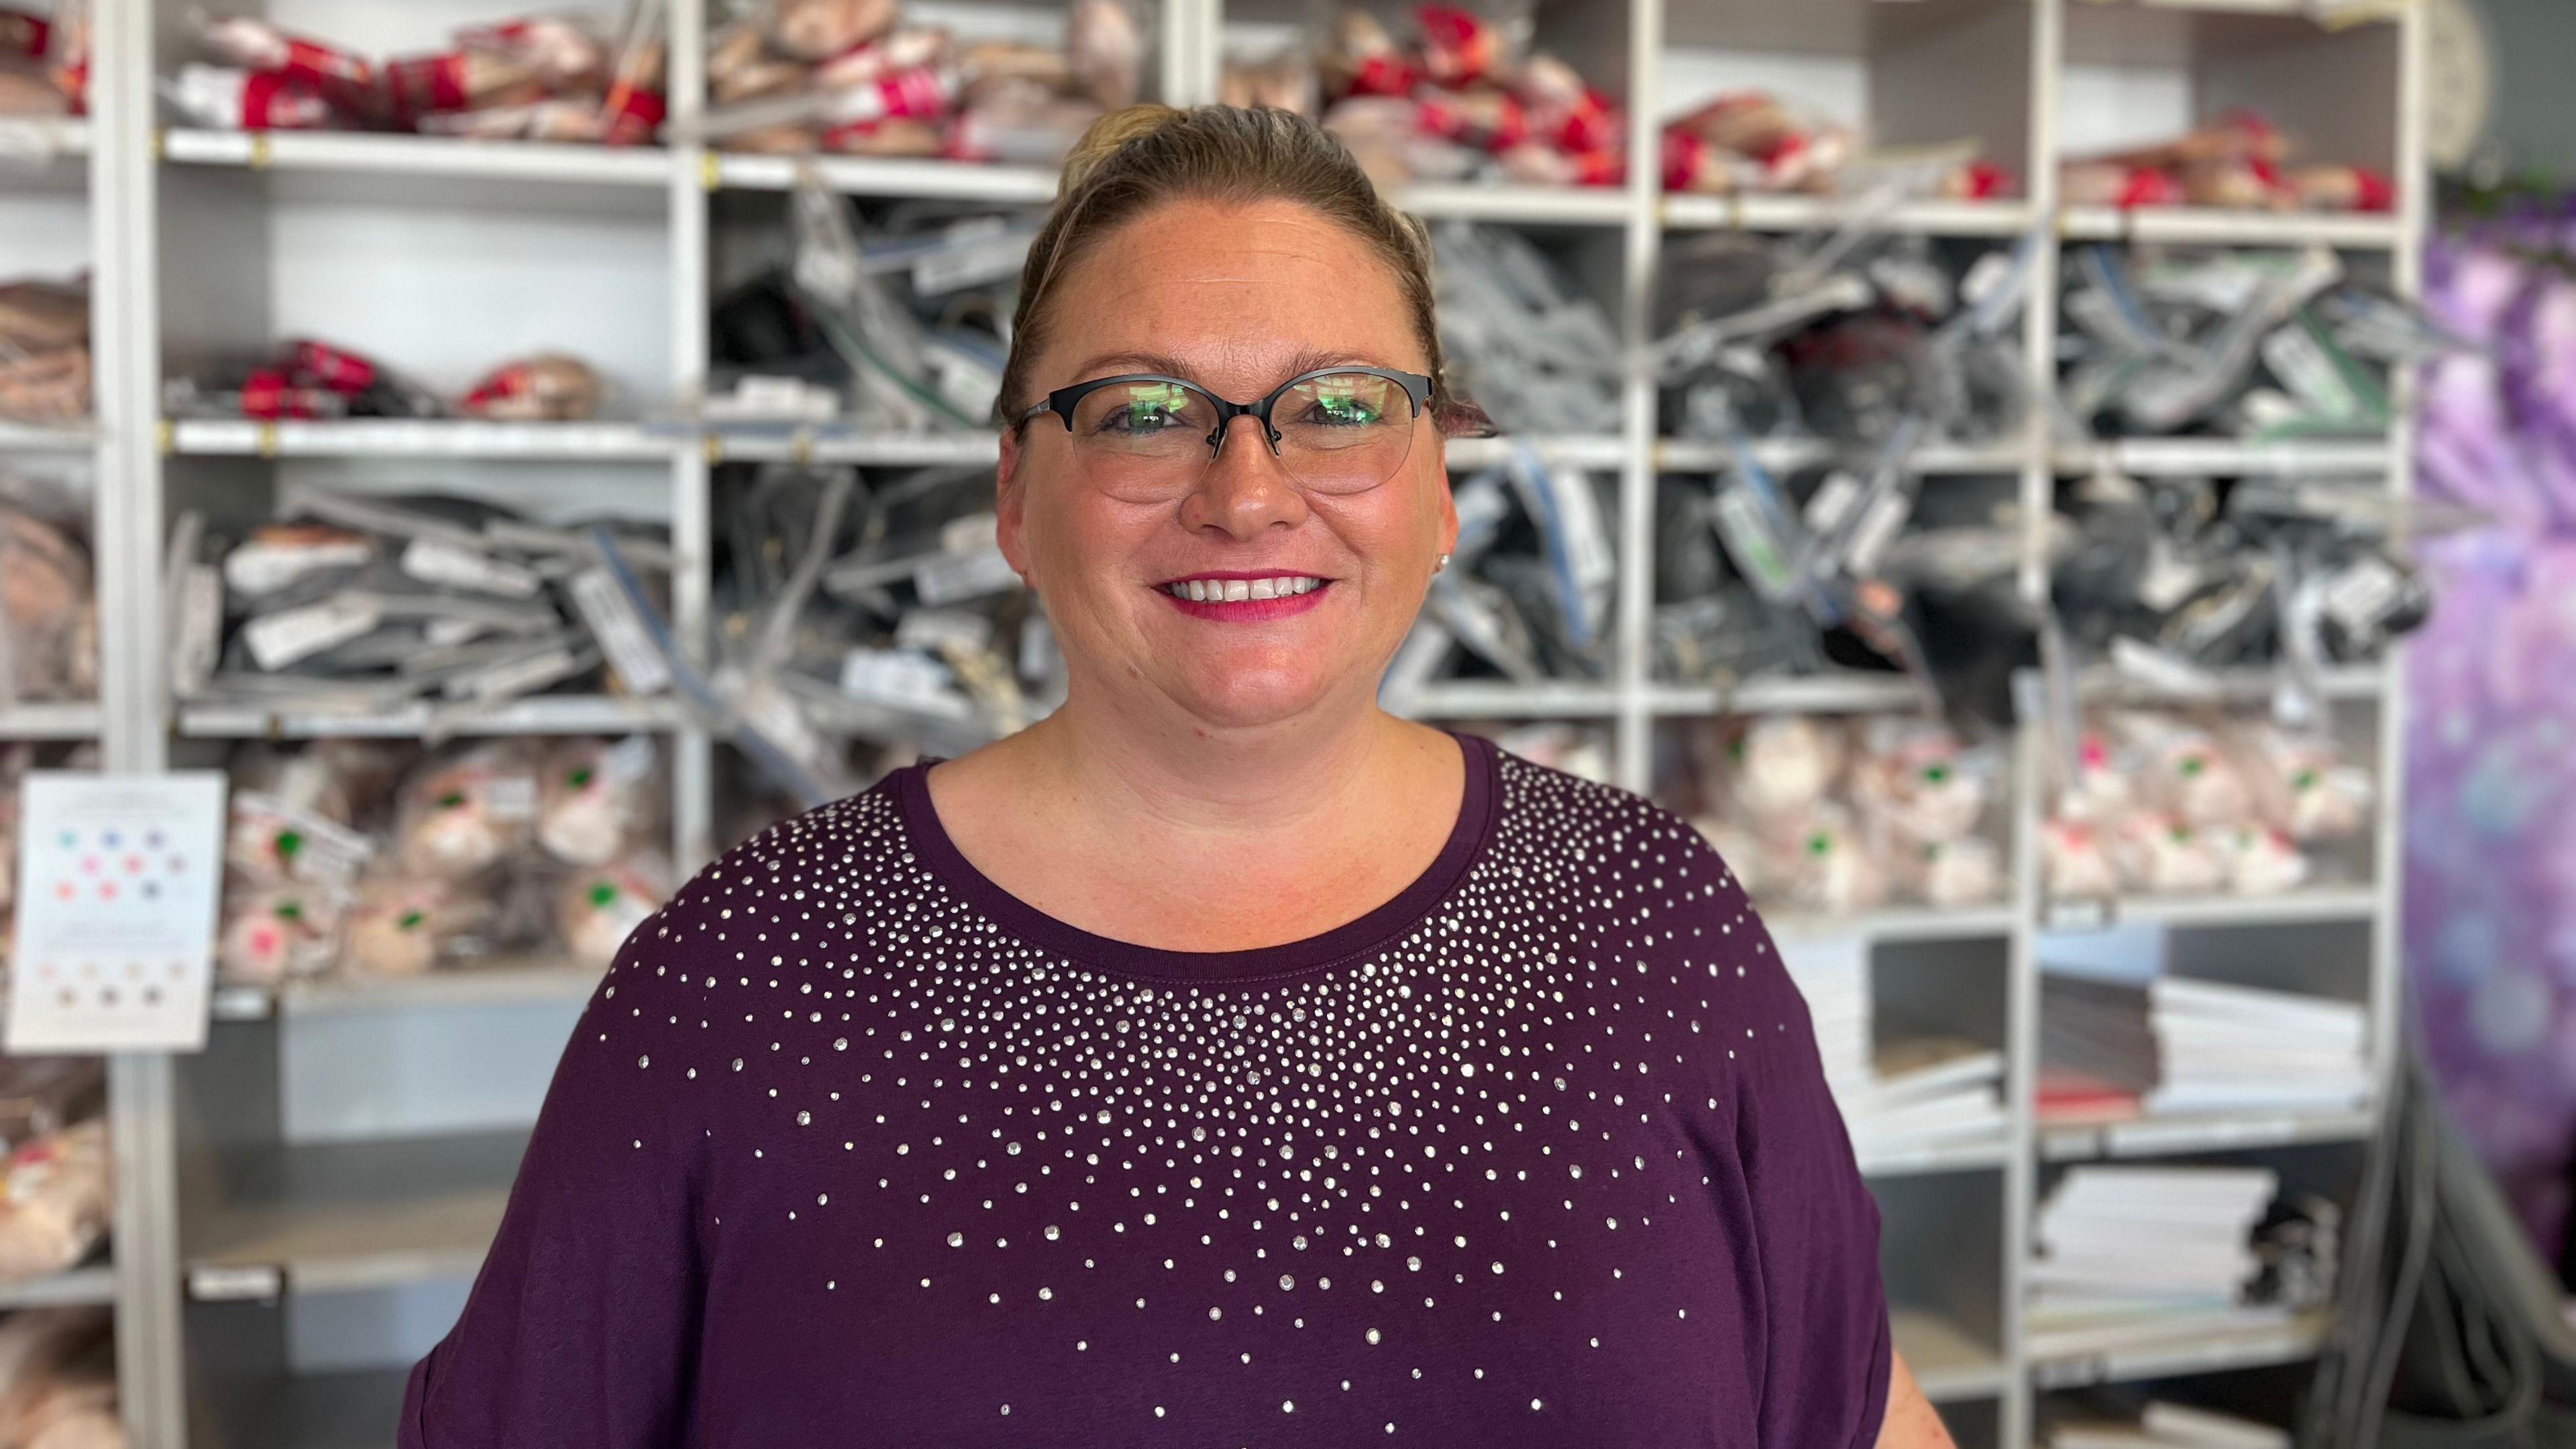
[996,103,1489,435]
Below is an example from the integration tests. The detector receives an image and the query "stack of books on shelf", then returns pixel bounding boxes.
[2044,1400,2290,1449]
[2147,976,2371,1116]
[2039,972,2155,1126]
[2038,969,2373,1125]
[1788,945,2006,1159]
[2027,1165,2294,1358]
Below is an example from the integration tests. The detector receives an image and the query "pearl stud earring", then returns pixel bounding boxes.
[1435,552,1451,573]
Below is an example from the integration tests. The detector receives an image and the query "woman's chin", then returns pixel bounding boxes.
[1159,665,1347,729]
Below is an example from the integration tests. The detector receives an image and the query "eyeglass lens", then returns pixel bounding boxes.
[1064,372,1420,494]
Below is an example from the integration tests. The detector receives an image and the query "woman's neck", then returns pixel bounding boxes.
[920,698,1466,954]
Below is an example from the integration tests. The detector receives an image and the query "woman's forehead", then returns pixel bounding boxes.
[1040,197,1425,388]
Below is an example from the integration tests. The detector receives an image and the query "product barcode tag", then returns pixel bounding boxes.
[2260,323,2360,417]
[172,564,224,698]
[484,773,539,822]
[402,538,542,599]
[895,609,994,653]
[1710,486,1801,604]
[2322,556,2404,635]
[445,645,584,702]
[1804,472,1864,536]
[235,792,376,886]
[1839,485,1913,577]
[913,547,1022,608]
[242,594,382,671]
[568,568,672,696]
[225,537,373,596]
[600,734,657,785]
[840,647,957,704]
[2135,539,2206,612]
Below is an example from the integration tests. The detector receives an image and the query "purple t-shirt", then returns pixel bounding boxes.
[398,729,1891,1447]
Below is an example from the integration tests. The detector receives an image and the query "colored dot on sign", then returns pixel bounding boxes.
[55,830,72,849]
[101,989,117,1007]
[97,883,117,902]
[168,855,185,873]
[141,883,159,901]
[145,830,164,849]
[79,856,97,873]
[125,855,144,874]
[54,882,73,901]
[144,988,161,1006]
[101,830,119,848]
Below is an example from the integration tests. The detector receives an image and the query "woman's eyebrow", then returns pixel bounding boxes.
[1061,350,1402,387]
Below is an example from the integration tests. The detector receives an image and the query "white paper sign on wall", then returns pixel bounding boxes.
[7,771,229,1054]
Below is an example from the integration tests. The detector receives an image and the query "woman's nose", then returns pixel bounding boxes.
[1183,417,1308,535]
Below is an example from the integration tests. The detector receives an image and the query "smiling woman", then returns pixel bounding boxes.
[396,104,1950,1449]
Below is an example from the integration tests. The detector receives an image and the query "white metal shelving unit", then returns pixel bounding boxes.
[0,0,2422,1443]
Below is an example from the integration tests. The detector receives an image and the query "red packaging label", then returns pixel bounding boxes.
[1416,92,1525,151]
[1548,89,1617,154]
[1660,127,1708,193]
[2115,166,2184,209]
[0,10,48,60]
[603,87,666,146]
[237,69,321,130]
[1416,5,1499,86]
[1567,150,1623,187]
[1955,160,2010,200]
[1346,52,1419,98]
[463,363,532,411]
[874,66,953,121]
[289,339,378,394]
[278,36,372,89]
[1760,129,1811,184]
[383,52,472,118]
[239,368,327,420]
[2352,166,2396,213]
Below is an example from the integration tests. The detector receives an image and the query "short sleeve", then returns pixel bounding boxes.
[1705,844,1894,1448]
[398,896,712,1449]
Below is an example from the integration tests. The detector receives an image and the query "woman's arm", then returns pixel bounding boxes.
[1875,1350,1947,1433]
[1876,1348,1958,1448]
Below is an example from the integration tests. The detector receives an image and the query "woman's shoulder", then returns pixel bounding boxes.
[1482,737,1743,896]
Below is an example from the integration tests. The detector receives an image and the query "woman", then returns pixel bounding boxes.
[400,104,1952,1448]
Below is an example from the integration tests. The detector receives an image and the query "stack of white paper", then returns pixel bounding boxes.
[2147,977,2372,1116]
[1786,944,1874,1099]
[1841,1037,2008,1159]
[2027,1165,2282,1354]
[1785,941,2005,1157]
[2046,1401,2291,1449]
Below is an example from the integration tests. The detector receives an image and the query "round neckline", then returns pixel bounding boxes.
[894,729,1500,985]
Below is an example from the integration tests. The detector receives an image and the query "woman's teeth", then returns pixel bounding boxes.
[1163,576,1326,602]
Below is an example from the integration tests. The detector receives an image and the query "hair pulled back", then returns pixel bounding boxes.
[995,103,1487,435]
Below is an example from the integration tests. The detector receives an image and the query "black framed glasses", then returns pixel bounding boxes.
[1015,365,1434,496]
